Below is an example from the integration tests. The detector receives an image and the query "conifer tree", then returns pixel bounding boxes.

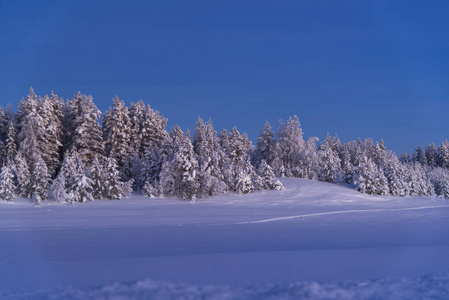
[383,153,409,197]
[129,100,146,154]
[14,152,31,198]
[319,133,341,183]
[48,172,69,202]
[258,160,283,191]
[65,92,104,164]
[273,115,305,177]
[30,156,50,201]
[438,140,449,168]
[254,121,276,168]
[193,117,226,197]
[102,96,132,168]
[103,157,124,200]
[90,155,104,199]
[139,104,169,154]
[0,165,16,201]
[38,93,63,176]
[425,143,439,167]
[5,121,17,164]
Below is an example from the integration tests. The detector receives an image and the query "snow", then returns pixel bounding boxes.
[1,178,449,299]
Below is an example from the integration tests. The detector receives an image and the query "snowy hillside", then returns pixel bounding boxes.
[1,178,449,299]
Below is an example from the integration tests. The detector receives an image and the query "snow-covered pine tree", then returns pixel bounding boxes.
[70,172,94,203]
[428,168,449,199]
[383,152,409,197]
[139,104,169,154]
[141,143,165,194]
[65,92,104,164]
[272,115,305,177]
[14,87,38,134]
[425,143,439,168]
[14,152,31,198]
[412,146,427,166]
[48,172,69,202]
[90,155,104,199]
[438,140,449,169]
[254,121,276,168]
[354,156,387,195]
[340,143,354,184]
[16,91,47,170]
[0,164,16,201]
[407,163,434,197]
[193,117,226,198]
[128,100,145,154]
[37,93,63,176]
[102,96,132,169]
[258,159,283,191]
[5,121,17,164]
[218,129,234,189]
[319,133,341,183]
[59,150,94,202]
[234,157,260,194]
[103,157,124,200]
[30,155,50,201]
[160,126,199,200]
[0,106,9,140]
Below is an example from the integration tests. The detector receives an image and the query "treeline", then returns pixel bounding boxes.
[0,88,282,204]
[0,88,448,204]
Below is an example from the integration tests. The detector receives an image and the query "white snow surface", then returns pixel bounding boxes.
[1,178,449,299]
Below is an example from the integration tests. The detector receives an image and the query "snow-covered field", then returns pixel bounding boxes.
[1,178,449,299]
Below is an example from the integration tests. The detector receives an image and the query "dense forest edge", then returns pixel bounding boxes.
[0,87,447,205]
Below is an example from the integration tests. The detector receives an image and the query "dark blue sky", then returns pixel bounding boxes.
[1,0,449,154]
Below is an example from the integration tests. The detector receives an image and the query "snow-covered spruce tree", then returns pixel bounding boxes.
[318,133,341,183]
[69,172,94,203]
[428,168,449,199]
[438,140,449,169]
[340,143,354,184]
[412,146,427,166]
[14,87,38,135]
[0,164,16,201]
[235,158,257,194]
[382,152,409,197]
[227,127,257,191]
[48,172,69,203]
[258,160,283,191]
[193,117,226,198]
[16,92,47,170]
[298,137,320,180]
[139,104,170,154]
[30,156,50,202]
[218,129,234,189]
[65,92,104,164]
[102,96,132,169]
[37,92,64,177]
[141,143,165,197]
[103,157,124,200]
[89,155,104,199]
[5,121,17,164]
[425,143,439,168]
[354,156,388,195]
[253,121,276,168]
[272,115,305,177]
[14,152,31,198]
[0,106,9,140]
[129,100,145,154]
[407,163,434,197]
[160,126,199,201]
[59,150,94,203]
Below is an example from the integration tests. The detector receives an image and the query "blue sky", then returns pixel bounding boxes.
[1,0,449,154]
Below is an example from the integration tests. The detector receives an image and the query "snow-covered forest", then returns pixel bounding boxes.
[0,88,448,204]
